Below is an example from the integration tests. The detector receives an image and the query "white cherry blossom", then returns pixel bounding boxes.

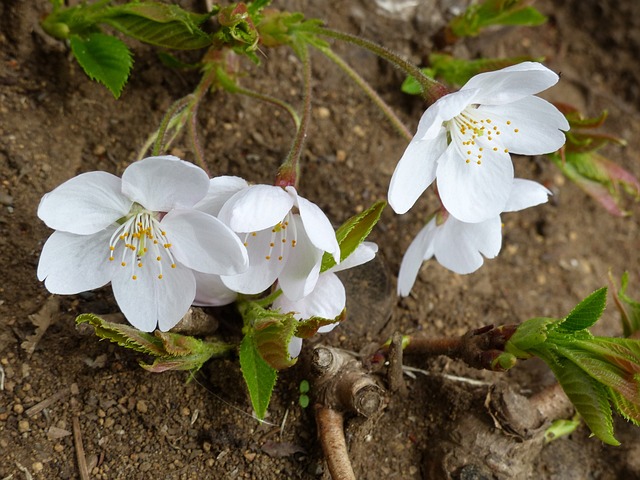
[388,62,569,223]
[37,156,249,332]
[273,242,378,358]
[201,178,341,301]
[398,179,551,295]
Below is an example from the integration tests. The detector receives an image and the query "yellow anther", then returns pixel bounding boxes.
[514,129,519,133]
[109,256,114,261]
[270,242,275,247]
[477,160,482,165]
[251,232,257,236]
[466,159,470,164]
[158,274,163,279]
[265,255,271,260]
[493,147,498,151]
[506,121,511,125]
[504,149,509,153]
[137,262,143,268]
[121,262,127,267]
[171,263,176,269]
[132,275,137,280]
[109,246,115,251]
[278,256,283,261]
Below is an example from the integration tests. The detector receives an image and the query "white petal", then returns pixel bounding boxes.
[274,272,346,320]
[288,337,303,359]
[289,187,340,262]
[122,156,210,211]
[437,141,513,223]
[329,242,378,273]
[112,260,196,332]
[37,228,117,294]
[397,218,437,296]
[461,62,559,105]
[221,228,285,294]
[161,210,249,276]
[192,272,238,306]
[414,89,478,140]
[504,179,551,212]
[433,216,502,274]
[38,172,131,235]
[388,131,447,214]
[478,97,568,155]
[278,215,323,301]
[193,176,249,216]
[218,184,294,232]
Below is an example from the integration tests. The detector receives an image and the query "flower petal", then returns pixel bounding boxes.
[434,216,502,274]
[193,272,238,306]
[38,172,131,235]
[461,62,559,105]
[415,89,477,140]
[504,179,551,212]
[161,209,249,276]
[112,260,196,332]
[122,156,210,211]
[437,141,514,223]
[478,96,568,155]
[397,218,437,296]
[218,184,294,233]
[289,187,340,262]
[388,131,447,214]
[221,228,285,295]
[37,228,117,294]
[288,337,303,359]
[274,272,346,320]
[329,242,378,273]
[278,215,323,301]
[193,176,249,216]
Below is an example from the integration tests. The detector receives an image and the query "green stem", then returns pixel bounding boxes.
[311,27,448,104]
[231,83,301,131]
[277,42,312,187]
[151,95,193,157]
[318,46,412,141]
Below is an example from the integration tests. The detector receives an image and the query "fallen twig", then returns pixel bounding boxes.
[26,387,69,417]
[73,416,90,480]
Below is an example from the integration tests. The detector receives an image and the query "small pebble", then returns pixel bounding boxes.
[18,419,29,433]
[13,403,24,414]
[136,400,148,414]
[32,462,43,473]
[180,407,190,417]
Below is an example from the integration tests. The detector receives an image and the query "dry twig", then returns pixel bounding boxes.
[26,387,69,417]
[73,416,90,480]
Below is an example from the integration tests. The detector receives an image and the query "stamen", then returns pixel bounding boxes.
[108,209,176,281]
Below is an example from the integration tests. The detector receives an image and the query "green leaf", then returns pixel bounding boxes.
[401,67,435,95]
[539,352,619,446]
[505,317,555,355]
[294,312,345,339]
[609,388,640,425]
[299,394,310,408]
[253,315,299,370]
[76,313,166,355]
[69,33,133,98]
[558,287,607,332]
[102,3,212,50]
[612,271,640,337]
[449,0,547,37]
[239,333,278,420]
[320,201,386,272]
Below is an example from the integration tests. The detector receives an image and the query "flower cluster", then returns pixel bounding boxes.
[37,157,374,341]
[388,62,569,292]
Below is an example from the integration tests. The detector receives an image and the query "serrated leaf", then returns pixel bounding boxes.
[321,201,385,272]
[505,317,554,355]
[240,334,278,420]
[613,271,640,337]
[295,311,345,339]
[253,315,299,370]
[610,388,640,425]
[69,33,132,98]
[539,352,619,446]
[102,3,212,50]
[76,313,166,355]
[559,287,607,332]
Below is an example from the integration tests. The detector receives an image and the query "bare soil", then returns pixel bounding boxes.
[2,0,640,479]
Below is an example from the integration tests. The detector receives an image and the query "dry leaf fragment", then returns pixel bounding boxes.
[21,297,60,356]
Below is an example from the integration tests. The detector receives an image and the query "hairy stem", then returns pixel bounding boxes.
[311,27,448,104]
[277,42,312,187]
[317,46,412,141]
[231,84,301,130]
[151,95,193,157]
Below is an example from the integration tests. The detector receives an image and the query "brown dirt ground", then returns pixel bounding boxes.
[2,0,640,478]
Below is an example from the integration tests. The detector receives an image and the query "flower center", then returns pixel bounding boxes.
[108,207,176,281]
[447,106,515,166]
[243,212,298,262]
